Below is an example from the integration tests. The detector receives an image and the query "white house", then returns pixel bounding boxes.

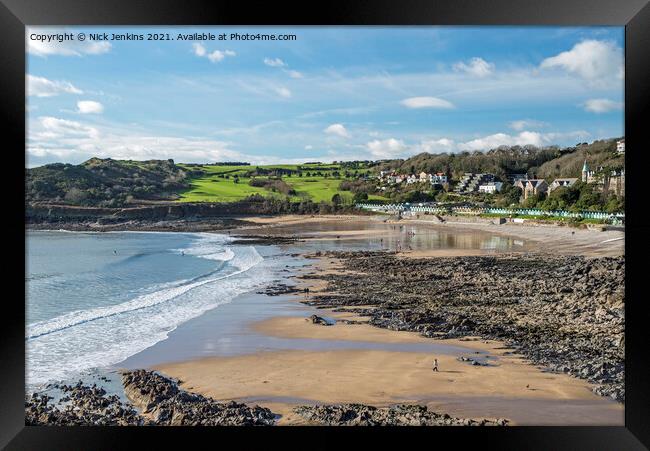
[617,139,625,153]
[430,172,448,184]
[478,182,503,194]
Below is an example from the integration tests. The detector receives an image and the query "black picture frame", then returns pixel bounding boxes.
[3,0,649,449]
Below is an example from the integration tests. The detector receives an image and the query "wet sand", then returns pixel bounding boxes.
[153,215,624,425]
[156,315,623,425]
[237,214,624,257]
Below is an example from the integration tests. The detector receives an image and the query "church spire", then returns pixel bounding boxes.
[582,159,590,183]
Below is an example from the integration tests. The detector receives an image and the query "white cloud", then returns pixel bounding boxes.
[304,144,313,150]
[401,96,454,109]
[358,130,591,158]
[28,116,241,164]
[76,100,104,114]
[459,132,545,150]
[193,43,236,63]
[508,119,548,131]
[27,75,83,97]
[287,70,303,79]
[453,57,495,77]
[583,98,623,113]
[264,58,302,79]
[324,123,350,138]
[192,43,207,57]
[264,57,286,67]
[207,51,226,63]
[37,116,99,139]
[540,39,623,87]
[27,29,111,57]
[274,86,292,98]
[366,138,408,158]
[414,138,457,153]
[457,130,590,151]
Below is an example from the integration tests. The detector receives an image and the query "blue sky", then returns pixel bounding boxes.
[26,26,624,167]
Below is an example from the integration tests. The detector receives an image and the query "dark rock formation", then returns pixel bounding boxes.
[257,283,307,296]
[26,371,277,426]
[293,404,508,426]
[121,370,276,426]
[25,382,144,426]
[230,235,299,245]
[306,314,331,326]
[301,251,625,402]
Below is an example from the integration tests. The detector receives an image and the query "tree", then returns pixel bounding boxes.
[496,183,521,207]
[64,187,88,205]
[604,195,624,213]
[523,192,545,208]
[331,193,342,206]
[353,192,368,203]
[574,184,602,211]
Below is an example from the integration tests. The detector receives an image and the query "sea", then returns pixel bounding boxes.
[25,225,527,393]
[25,231,277,390]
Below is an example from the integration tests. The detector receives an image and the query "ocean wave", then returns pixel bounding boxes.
[26,245,262,340]
[171,233,235,262]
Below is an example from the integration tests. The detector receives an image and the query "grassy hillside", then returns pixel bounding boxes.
[26,158,196,207]
[178,163,387,203]
[25,138,622,208]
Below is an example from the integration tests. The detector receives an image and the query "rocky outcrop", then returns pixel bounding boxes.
[258,283,309,296]
[26,202,369,230]
[301,252,625,402]
[26,203,261,231]
[121,370,276,426]
[306,314,331,326]
[27,371,277,426]
[231,235,299,245]
[25,382,144,426]
[293,404,508,426]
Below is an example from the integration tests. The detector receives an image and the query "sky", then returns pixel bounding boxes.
[26,26,624,167]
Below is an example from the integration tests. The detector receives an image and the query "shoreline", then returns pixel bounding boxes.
[153,230,624,425]
[26,215,625,425]
[27,212,624,258]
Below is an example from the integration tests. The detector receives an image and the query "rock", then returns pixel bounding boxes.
[293,404,508,426]
[307,314,331,326]
[25,383,144,426]
[26,370,278,426]
[301,252,625,403]
[122,370,276,426]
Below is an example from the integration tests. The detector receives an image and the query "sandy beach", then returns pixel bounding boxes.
[156,313,623,425]
[237,214,624,257]
[153,216,624,425]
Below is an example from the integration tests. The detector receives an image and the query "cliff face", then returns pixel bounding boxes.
[25,202,263,223]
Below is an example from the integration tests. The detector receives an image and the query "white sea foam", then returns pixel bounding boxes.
[170,232,235,261]
[26,233,270,387]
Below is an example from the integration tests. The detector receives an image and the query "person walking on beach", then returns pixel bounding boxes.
[432,358,439,372]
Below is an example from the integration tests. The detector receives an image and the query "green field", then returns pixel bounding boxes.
[178,164,388,203]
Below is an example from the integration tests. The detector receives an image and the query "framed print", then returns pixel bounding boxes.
[2,0,649,449]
